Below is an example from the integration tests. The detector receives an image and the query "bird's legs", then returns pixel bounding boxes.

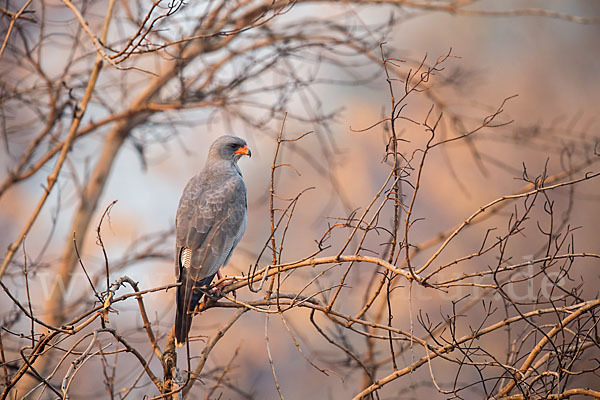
[210,270,236,298]
[196,271,237,313]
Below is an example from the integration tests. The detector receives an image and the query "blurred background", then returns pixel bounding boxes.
[1,1,599,398]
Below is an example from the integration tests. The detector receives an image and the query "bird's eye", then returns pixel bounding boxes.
[229,143,238,149]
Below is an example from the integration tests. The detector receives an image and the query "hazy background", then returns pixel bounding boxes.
[1,1,599,398]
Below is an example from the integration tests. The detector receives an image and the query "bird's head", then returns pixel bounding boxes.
[208,135,252,163]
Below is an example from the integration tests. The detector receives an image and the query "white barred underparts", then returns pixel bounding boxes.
[181,247,193,269]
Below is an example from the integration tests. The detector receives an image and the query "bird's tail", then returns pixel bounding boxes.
[174,274,215,347]
[174,306,192,347]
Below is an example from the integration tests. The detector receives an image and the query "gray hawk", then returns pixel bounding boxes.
[174,135,251,346]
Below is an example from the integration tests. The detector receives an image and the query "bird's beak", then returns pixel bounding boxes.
[235,145,251,157]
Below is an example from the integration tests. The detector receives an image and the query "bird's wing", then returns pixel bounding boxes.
[176,173,247,279]
[174,171,247,345]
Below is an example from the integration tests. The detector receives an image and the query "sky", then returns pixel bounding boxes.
[1,1,599,398]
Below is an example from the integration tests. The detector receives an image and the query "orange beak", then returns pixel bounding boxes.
[234,145,251,157]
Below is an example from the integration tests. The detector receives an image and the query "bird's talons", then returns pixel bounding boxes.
[209,278,236,299]
[214,271,237,299]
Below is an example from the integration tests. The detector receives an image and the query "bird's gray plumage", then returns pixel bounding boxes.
[175,135,250,346]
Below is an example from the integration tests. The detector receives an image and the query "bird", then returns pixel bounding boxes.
[174,135,251,346]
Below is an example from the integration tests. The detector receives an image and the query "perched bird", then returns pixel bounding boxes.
[174,135,251,346]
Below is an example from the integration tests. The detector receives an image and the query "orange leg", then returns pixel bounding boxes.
[212,270,236,298]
